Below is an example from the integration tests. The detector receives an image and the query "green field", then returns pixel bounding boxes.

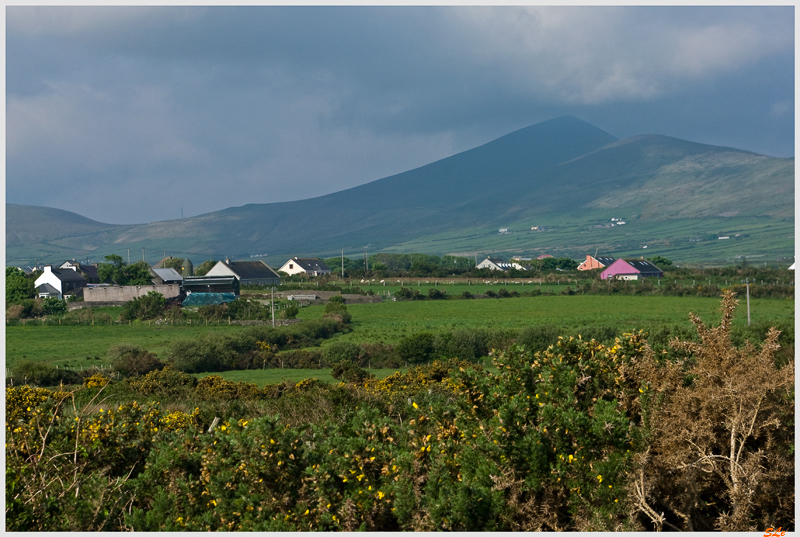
[193,367,408,387]
[6,294,793,371]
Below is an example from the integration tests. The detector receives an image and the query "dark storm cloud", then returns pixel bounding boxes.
[6,6,793,224]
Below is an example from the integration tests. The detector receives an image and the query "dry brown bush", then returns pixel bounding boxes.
[627,289,794,531]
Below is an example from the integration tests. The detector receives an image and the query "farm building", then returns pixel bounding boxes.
[278,257,332,276]
[181,275,240,306]
[205,259,281,286]
[601,259,663,280]
[34,265,87,299]
[150,267,183,285]
[577,255,616,271]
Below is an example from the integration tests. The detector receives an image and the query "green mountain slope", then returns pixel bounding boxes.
[6,116,794,266]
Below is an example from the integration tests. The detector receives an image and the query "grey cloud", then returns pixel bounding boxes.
[6,6,793,224]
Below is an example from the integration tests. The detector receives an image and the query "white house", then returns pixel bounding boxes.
[278,257,332,276]
[476,257,526,272]
[34,265,87,299]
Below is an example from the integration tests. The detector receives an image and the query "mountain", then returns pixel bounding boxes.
[6,116,794,267]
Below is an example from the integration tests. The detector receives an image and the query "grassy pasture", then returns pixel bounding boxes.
[6,294,793,370]
[193,367,408,387]
[301,294,794,347]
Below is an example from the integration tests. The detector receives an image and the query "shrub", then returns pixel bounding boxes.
[197,303,227,322]
[6,304,25,320]
[226,298,265,320]
[127,367,197,396]
[331,359,374,384]
[517,324,562,353]
[120,292,166,321]
[168,337,237,373]
[41,297,67,316]
[427,288,447,300]
[280,302,300,319]
[396,332,436,365]
[109,345,165,377]
[323,341,362,365]
[9,361,81,387]
[461,291,474,299]
[395,287,422,300]
[195,375,261,400]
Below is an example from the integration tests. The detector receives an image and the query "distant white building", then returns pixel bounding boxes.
[477,257,526,272]
[34,266,87,300]
[278,257,332,276]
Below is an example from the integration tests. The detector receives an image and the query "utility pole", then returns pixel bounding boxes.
[342,249,345,278]
[743,278,751,326]
[142,248,146,262]
[271,287,275,328]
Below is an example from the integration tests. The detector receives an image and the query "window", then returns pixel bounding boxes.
[289,264,294,269]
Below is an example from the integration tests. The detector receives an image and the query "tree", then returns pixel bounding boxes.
[396,332,436,365]
[97,255,153,285]
[646,255,672,267]
[6,267,35,305]
[161,257,184,271]
[194,260,218,277]
[121,291,166,321]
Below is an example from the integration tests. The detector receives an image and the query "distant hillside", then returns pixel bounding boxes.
[6,115,794,267]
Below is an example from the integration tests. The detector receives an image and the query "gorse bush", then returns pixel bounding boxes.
[5,292,793,531]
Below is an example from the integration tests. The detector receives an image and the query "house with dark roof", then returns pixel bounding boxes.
[601,259,663,280]
[278,257,332,276]
[577,255,616,271]
[205,259,281,286]
[34,265,87,299]
[59,260,99,282]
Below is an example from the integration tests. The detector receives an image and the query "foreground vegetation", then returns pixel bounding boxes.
[6,291,794,531]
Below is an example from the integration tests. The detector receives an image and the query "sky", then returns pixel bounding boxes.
[5,6,795,225]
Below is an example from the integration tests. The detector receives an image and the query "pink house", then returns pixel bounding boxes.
[601,259,663,280]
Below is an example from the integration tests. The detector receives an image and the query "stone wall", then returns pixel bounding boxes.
[83,284,181,304]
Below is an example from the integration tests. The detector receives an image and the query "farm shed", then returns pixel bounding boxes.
[182,275,240,295]
[205,259,281,286]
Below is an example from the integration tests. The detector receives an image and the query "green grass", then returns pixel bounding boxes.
[7,294,794,369]
[193,368,408,387]
[4,323,249,369]
[302,294,794,346]
[386,216,794,265]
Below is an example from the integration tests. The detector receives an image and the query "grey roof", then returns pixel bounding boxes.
[292,257,331,272]
[595,256,616,267]
[226,261,281,279]
[37,283,60,295]
[52,268,87,283]
[152,267,183,282]
[626,259,662,273]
